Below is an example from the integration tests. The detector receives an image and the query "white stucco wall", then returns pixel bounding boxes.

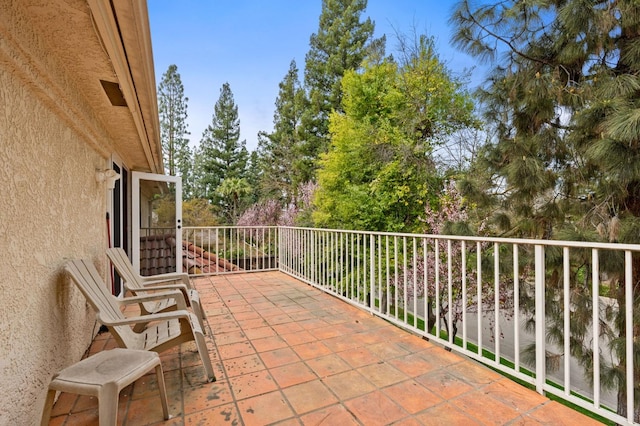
[0,65,111,425]
[0,7,114,425]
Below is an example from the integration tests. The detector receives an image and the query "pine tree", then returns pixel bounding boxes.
[158,64,193,198]
[199,82,248,218]
[299,0,382,183]
[451,1,640,419]
[257,60,306,203]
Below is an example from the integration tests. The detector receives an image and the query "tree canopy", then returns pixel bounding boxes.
[199,82,249,221]
[451,1,640,419]
[299,0,383,183]
[314,36,477,232]
[158,64,193,197]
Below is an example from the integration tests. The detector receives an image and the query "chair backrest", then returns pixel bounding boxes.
[64,259,126,322]
[64,259,137,347]
[106,247,142,290]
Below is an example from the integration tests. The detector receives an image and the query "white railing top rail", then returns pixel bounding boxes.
[279,225,640,251]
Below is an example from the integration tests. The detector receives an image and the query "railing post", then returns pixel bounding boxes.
[276,227,281,272]
[370,234,375,314]
[534,244,545,395]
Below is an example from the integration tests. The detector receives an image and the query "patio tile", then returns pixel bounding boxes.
[311,325,346,339]
[53,409,99,425]
[357,361,408,388]
[452,389,521,425]
[182,364,218,388]
[416,369,474,399]
[291,341,332,360]
[299,404,360,425]
[237,318,269,331]
[217,340,255,360]
[264,314,294,326]
[483,378,548,412]
[270,362,317,388]
[182,382,234,415]
[344,390,409,426]
[273,322,304,335]
[448,359,502,387]
[525,401,604,425]
[49,391,77,416]
[322,370,376,400]
[232,306,262,323]
[337,346,381,368]
[321,334,361,352]
[421,346,466,368]
[282,380,338,415]
[388,352,441,377]
[382,379,442,414]
[251,335,288,352]
[71,394,98,412]
[367,341,411,360]
[125,394,171,424]
[260,347,301,368]
[280,329,317,346]
[229,369,278,400]
[214,330,248,346]
[222,353,265,378]
[49,272,604,426]
[306,353,351,378]
[184,402,241,425]
[236,390,295,425]
[415,402,482,425]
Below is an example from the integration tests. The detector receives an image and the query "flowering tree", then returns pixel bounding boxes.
[237,182,317,227]
[393,182,514,342]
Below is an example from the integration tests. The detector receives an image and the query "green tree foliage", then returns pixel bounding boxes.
[182,198,218,226]
[199,82,249,214]
[314,36,476,232]
[158,64,194,198]
[257,60,307,203]
[451,1,640,419]
[216,177,252,224]
[299,0,383,183]
[245,150,260,205]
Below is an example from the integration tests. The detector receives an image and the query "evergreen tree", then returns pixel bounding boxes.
[299,0,382,183]
[199,82,248,217]
[245,150,260,204]
[191,144,208,199]
[257,60,306,203]
[451,1,640,419]
[158,64,193,198]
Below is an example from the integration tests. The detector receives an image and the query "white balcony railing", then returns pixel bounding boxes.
[183,226,279,274]
[185,225,640,425]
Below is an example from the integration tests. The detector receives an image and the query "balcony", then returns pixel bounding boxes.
[49,226,639,425]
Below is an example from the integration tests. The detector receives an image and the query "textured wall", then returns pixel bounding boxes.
[0,4,113,425]
[0,68,109,425]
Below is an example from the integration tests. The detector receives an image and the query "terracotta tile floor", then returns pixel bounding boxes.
[47,271,602,425]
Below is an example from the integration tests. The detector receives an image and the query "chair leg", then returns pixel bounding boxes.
[39,389,56,426]
[97,388,118,426]
[194,331,216,382]
[192,299,207,335]
[188,290,207,335]
[154,364,170,420]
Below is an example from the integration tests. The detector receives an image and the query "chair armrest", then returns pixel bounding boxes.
[119,290,187,311]
[136,282,189,293]
[140,273,190,287]
[97,310,193,326]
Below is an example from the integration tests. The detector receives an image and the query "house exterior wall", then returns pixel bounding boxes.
[0,65,112,425]
[0,2,142,424]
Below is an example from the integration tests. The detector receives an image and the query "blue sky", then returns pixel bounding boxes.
[148,1,482,151]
